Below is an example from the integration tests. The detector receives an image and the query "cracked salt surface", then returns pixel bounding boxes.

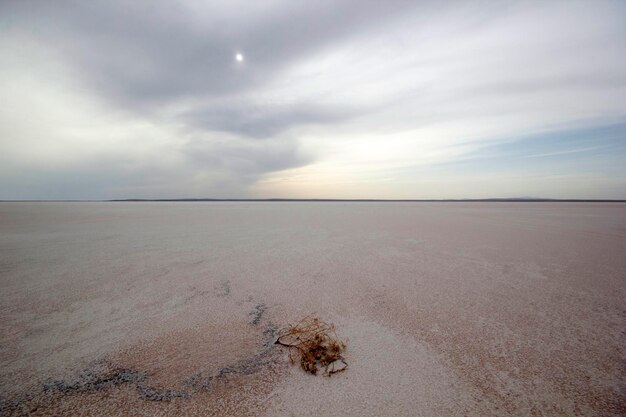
[1,202,625,416]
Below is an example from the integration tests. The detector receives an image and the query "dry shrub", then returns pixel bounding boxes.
[275,316,347,376]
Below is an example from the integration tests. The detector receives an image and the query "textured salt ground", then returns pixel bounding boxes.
[8,320,287,416]
[1,202,625,416]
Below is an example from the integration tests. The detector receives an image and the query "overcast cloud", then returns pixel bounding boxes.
[1,0,625,199]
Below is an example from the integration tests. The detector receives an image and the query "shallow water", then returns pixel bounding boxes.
[1,202,625,416]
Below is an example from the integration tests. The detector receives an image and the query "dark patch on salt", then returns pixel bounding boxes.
[215,280,231,297]
[41,367,188,402]
[249,303,267,325]
[137,386,189,402]
[42,368,145,393]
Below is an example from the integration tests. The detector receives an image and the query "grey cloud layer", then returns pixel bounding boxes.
[1,0,625,199]
[184,102,355,138]
[3,0,416,197]
[183,136,312,177]
[4,0,414,109]
[0,0,419,199]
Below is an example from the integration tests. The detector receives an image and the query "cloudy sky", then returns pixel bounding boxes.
[1,0,625,200]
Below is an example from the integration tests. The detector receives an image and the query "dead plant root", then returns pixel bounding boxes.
[275,316,347,376]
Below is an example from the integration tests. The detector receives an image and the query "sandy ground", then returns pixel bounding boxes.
[0,202,624,416]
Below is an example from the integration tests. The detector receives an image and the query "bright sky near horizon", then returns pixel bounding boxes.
[1,1,625,200]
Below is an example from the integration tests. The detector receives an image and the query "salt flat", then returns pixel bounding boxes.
[0,202,624,416]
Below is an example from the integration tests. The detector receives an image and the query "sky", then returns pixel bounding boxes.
[1,0,625,200]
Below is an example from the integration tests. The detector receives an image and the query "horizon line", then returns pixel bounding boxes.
[2,198,626,203]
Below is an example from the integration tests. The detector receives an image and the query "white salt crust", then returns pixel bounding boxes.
[0,202,624,415]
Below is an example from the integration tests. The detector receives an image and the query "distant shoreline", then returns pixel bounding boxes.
[2,198,626,203]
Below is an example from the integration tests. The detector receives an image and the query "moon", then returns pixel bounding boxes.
[235,52,244,62]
